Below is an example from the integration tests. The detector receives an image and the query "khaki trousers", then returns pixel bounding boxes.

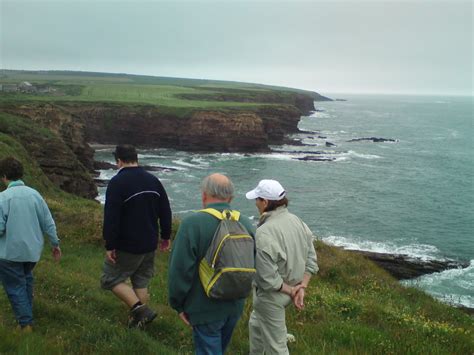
[249,288,292,355]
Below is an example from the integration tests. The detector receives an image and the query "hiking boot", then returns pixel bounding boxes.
[16,324,33,333]
[128,304,157,329]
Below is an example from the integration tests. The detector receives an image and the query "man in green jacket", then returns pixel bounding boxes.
[168,173,255,355]
[0,157,61,331]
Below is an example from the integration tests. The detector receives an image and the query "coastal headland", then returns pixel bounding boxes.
[0,70,472,353]
[0,70,329,198]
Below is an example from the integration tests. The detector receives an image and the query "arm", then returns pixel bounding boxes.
[0,201,6,237]
[102,179,122,252]
[38,196,59,247]
[255,239,284,292]
[37,195,61,262]
[168,219,198,315]
[293,222,319,309]
[303,221,319,275]
[157,180,172,251]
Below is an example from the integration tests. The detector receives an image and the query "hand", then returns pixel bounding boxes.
[52,246,62,262]
[159,239,171,252]
[293,288,305,310]
[290,284,306,299]
[106,249,117,264]
[179,312,191,327]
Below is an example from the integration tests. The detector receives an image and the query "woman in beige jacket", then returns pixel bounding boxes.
[246,179,318,355]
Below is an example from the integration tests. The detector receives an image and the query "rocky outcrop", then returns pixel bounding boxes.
[346,249,469,280]
[294,156,336,162]
[0,106,97,198]
[348,137,398,143]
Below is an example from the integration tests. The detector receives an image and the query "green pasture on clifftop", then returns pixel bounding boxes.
[0,111,473,354]
[0,70,313,110]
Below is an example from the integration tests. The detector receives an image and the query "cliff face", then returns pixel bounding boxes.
[0,104,97,198]
[1,97,313,197]
[64,103,303,152]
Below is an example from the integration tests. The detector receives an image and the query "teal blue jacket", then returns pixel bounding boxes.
[168,202,256,325]
[0,180,59,262]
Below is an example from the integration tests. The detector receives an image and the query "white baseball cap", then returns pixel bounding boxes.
[245,179,287,201]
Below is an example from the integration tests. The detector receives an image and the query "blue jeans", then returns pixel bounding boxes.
[192,315,240,355]
[0,260,36,326]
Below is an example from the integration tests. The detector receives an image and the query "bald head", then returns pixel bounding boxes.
[201,173,234,202]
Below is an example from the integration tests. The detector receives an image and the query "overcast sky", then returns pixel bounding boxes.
[1,0,472,95]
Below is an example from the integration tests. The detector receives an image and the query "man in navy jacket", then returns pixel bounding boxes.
[101,145,172,328]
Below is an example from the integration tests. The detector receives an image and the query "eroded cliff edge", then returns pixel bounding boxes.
[0,92,322,197]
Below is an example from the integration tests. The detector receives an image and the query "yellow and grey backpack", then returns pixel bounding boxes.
[198,208,256,300]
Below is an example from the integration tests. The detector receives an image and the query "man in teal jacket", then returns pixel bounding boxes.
[0,157,61,331]
[168,173,255,355]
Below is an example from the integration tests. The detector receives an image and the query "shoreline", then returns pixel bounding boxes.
[344,248,473,315]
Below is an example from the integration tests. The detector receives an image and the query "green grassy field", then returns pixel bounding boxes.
[0,70,316,109]
[0,114,473,354]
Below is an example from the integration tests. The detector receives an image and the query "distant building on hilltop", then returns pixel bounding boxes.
[19,81,36,93]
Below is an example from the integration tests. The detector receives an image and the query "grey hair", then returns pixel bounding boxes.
[201,174,234,200]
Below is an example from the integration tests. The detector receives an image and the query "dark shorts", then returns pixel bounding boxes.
[100,250,155,290]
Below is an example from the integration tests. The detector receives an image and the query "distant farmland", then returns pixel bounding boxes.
[0,70,319,109]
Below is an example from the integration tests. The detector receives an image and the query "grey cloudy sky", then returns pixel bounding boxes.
[1,0,472,95]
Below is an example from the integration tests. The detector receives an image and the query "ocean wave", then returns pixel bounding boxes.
[253,153,295,161]
[171,159,205,169]
[138,153,170,159]
[310,112,332,119]
[344,150,381,159]
[97,169,117,180]
[147,163,188,171]
[402,260,474,308]
[322,235,442,261]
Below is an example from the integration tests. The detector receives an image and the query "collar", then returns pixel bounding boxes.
[258,206,288,227]
[205,202,232,210]
[7,180,25,189]
[118,166,141,173]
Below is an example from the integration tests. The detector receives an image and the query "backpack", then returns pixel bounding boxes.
[198,208,256,300]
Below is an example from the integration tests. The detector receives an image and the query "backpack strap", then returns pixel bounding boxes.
[199,208,241,221]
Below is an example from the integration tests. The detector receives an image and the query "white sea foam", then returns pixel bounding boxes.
[301,140,320,146]
[322,235,442,261]
[402,260,474,308]
[310,112,332,119]
[147,163,187,171]
[254,153,295,161]
[172,159,205,169]
[95,194,106,204]
[345,150,381,159]
[97,169,117,180]
[138,153,169,159]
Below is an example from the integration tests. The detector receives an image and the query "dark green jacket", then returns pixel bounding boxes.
[168,202,255,325]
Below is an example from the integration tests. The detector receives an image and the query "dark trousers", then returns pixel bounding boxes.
[0,260,36,326]
[192,315,240,355]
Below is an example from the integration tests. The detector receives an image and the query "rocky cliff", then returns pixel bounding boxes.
[0,106,97,198]
[1,94,315,197]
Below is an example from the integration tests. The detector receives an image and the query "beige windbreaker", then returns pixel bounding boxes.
[254,206,318,292]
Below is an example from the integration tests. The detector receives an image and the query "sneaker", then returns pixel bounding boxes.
[128,304,157,329]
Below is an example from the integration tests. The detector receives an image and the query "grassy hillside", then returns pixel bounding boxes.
[0,122,472,354]
[0,70,322,109]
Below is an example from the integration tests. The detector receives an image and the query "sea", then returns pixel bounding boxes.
[94,94,473,309]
